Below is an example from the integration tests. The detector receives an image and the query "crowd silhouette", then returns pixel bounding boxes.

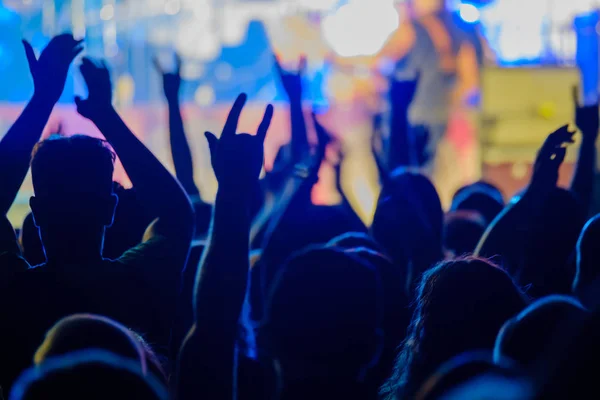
[0,32,599,400]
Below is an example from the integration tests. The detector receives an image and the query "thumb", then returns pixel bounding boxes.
[205,131,218,157]
[22,40,37,74]
[74,96,87,117]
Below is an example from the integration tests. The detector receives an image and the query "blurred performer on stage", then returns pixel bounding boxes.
[380,0,484,192]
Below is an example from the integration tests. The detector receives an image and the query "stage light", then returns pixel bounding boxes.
[322,0,399,57]
[99,4,114,21]
[195,85,215,106]
[165,0,181,16]
[459,3,480,23]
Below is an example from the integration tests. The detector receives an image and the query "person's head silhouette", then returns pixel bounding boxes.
[574,214,600,300]
[494,296,587,367]
[371,169,443,295]
[34,314,168,385]
[384,257,527,399]
[10,350,167,400]
[444,210,487,257]
[29,135,118,263]
[261,246,383,398]
[451,181,504,226]
[34,314,143,366]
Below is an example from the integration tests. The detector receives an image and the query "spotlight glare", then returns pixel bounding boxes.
[459,3,480,23]
[322,1,399,57]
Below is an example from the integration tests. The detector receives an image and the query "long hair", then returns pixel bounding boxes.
[382,257,527,399]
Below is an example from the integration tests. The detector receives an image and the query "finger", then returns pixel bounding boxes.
[573,85,581,107]
[257,104,274,143]
[22,40,37,71]
[204,131,218,156]
[222,93,247,139]
[548,124,571,142]
[152,56,163,74]
[565,129,577,143]
[553,125,576,144]
[540,125,568,157]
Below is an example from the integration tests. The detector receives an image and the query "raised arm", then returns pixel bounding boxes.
[571,86,599,215]
[476,125,576,275]
[177,94,273,400]
[275,56,309,164]
[387,74,419,170]
[154,55,200,198]
[0,35,82,215]
[75,58,194,241]
[256,112,329,302]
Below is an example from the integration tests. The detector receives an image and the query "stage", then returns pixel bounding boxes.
[1,0,599,227]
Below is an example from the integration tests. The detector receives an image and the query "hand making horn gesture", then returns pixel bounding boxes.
[205,93,274,192]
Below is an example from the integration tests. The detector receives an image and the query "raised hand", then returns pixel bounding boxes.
[274,55,306,102]
[75,57,112,120]
[530,125,576,194]
[573,85,599,141]
[154,54,182,102]
[24,34,83,105]
[205,93,274,192]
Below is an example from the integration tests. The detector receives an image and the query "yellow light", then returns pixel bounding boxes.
[537,101,556,120]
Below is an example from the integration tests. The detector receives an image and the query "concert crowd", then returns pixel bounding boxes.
[0,33,599,400]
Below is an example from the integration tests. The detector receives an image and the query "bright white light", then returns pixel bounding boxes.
[165,0,181,15]
[222,20,248,46]
[322,0,399,57]
[100,4,114,21]
[194,85,215,106]
[478,0,599,64]
[176,19,220,60]
[479,0,546,62]
[459,3,480,23]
